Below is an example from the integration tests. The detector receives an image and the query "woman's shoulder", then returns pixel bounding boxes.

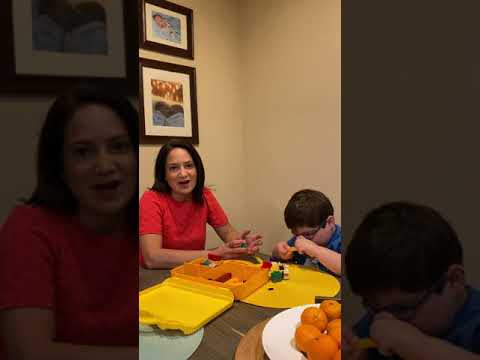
[140,189,163,200]
[1,204,69,242]
[202,187,216,198]
[4,204,62,225]
[202,188,225,209]
[140,189,172,207]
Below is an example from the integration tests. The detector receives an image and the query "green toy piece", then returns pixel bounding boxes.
[270,271,283,283]
[240,243,248,248]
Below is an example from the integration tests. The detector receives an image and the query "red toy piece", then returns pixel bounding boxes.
[261,261,272,269]
[214,273,232,283]
[208,253,222,261]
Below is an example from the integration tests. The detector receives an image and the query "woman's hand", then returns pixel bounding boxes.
[238,230,263,255]
[211,239,249,259]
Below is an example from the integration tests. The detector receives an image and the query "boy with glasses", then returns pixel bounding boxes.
[272,189,341,275]
[344,202,480,359]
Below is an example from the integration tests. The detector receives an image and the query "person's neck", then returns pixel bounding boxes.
[76,209,127,234]
[454,285,469,312]
[440,285,469,336]
[171,192,192,202]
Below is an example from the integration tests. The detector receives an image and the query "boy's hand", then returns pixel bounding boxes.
[238,230,263,255]
[370,312,425,357]
[294,236,316,257]
[342,326,369,360]
[273,241,293,260]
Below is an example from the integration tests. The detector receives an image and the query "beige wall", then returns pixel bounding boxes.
[139,0,341,251]
[0,97,54,223]
[139,0,247,248]
[240,0,341,252]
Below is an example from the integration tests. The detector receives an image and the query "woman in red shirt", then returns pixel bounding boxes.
[139,141,263,269]
[0,84,138,359]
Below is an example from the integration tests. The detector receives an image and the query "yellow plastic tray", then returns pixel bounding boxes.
[171,258,269,300]
[241,264,341,308]
[139,277,234,335]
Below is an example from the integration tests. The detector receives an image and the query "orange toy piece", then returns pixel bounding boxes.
[295,324,322,353]
[305,334,339,360]
[301,307,328,332]
[320,300,341,321]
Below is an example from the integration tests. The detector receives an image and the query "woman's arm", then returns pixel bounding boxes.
[140,233,253,269]
[140,234,208,269]
[0,309,137,360]
[213,223,238,243]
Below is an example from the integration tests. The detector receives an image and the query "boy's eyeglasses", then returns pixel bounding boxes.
[294,220,326,240]
[362,275,447,322]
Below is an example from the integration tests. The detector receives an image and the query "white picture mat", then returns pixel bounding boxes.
[145,3,188,50]
[142,66,193,138]
[12,0,126,77]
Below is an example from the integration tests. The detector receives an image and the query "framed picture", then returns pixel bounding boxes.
[139,0,193,59]
[140,58,199,144]
[0,0,137,94]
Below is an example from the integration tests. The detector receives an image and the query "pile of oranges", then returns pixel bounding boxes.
[294,300,341,360]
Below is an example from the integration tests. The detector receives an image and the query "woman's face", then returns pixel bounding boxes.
[63,104,137,216]
[164,147,197,201]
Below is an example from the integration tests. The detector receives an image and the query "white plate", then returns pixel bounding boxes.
[262,304,319,360]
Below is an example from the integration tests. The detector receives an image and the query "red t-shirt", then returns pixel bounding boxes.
[139,188,228,265]
[0,205,138,354]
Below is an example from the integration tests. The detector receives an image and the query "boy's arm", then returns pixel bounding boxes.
[370,312,480,360]
[294,237,341,275]
[405,336,480,360]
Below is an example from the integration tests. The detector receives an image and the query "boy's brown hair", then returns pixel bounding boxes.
[284,189,334,230]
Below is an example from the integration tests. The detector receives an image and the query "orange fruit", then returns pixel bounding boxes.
[301,306,329,332]
[333,349,341,360]
[295,324,322,353]
[328,325,341,345]
[320,300,341,321]
[327,318,341,333]
[305,334,339,360]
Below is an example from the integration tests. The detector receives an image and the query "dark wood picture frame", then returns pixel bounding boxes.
[139,0,194,60]
[139,58,198,144]
[0,1,138,95]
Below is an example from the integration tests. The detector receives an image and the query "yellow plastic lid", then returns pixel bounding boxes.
[139,277,234,335]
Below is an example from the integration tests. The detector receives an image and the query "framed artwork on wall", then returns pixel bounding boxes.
[140,58,199,144]
[0,0,137,94]
[139,0,193,59]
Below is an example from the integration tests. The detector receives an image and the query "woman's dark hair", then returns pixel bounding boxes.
[26,83,139,224]
[151,140,205,203]
[284,189,334,230]
[345,201,463,295]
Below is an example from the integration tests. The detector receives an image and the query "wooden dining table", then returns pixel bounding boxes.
[139,256,340,359]
[139,264,283,359]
